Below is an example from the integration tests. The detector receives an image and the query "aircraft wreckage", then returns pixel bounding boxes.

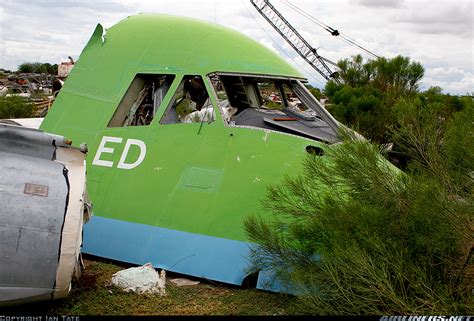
[0,124,90,306]
[34,13,353,293]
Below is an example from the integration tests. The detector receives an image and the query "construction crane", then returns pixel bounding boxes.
[250,0,340,83]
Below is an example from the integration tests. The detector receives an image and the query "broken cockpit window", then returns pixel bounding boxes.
[108,74,175,127]
[160,75,215,124]
[210,74,341,144]
[255,80,284,110]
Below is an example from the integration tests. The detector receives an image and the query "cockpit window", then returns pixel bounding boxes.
[160,75,215,124]
[210,74,341,144]
[255,81,284,110]
[108,74,175,127]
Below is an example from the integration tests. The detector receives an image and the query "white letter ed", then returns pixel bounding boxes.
[117,139,146,170]
[92,136,123,167]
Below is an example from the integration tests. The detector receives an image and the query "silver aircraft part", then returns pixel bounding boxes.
[0,152,67,304]
[0,124,88,306]
[0,123,65,160]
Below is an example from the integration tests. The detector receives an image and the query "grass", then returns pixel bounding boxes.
[3,256,300,316]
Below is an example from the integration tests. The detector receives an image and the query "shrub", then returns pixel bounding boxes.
[245,128,472,314]
[0,96,34,119]
[324,55,424,143]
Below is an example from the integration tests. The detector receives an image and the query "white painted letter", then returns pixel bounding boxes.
[117,139,146,170]
[92,136,123,167]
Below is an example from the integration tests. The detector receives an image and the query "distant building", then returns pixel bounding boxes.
[57,56,75,78]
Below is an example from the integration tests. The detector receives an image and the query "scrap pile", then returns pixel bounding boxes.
[0,59,74,117]
[0,72,54,116]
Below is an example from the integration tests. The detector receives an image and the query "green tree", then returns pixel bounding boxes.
[305,84,323,100]
[389,87,472,169]
[18,62,43,73]
[393,96,473,196]
[0,96,35,118]
[17,62,58,74]
[245,104,472,314]
[325,55,424,143]
[46,63,58,75]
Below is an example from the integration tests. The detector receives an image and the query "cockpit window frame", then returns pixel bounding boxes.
[107,73,176,128]
[207,72,342,144]
[159,74,217,126]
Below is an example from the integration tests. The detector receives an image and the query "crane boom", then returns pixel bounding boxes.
[250,0,339,83]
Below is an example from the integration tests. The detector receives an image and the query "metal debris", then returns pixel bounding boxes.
[170,278,200,287]
[0,124,89,306]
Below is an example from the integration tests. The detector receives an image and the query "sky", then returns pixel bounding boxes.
[0,0,472,94]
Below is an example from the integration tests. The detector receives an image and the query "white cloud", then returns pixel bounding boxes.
[357,0,403,8]
[0,0,472,94]
[394,1,473,37]
[422,67,474,94]
[259,38,280,54]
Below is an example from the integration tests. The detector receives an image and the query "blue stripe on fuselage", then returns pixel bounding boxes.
[82,216,253,285]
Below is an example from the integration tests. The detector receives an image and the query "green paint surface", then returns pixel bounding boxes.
[41,14,321,242]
